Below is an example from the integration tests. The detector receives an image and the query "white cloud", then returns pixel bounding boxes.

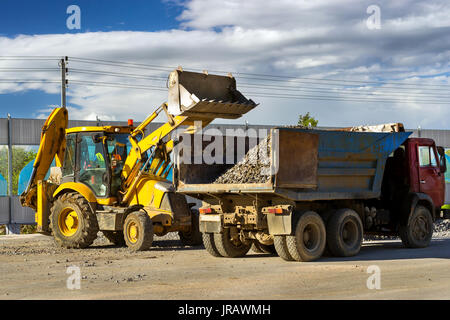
[0,0,450,128]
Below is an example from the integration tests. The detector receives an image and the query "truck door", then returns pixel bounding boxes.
[417,144,445,207]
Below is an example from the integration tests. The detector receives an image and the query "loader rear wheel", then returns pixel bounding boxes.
[273,235,294,261]
[102,231,126,246]
[252,242,277,255]
[214,228,251,258]
[287,211,326,262]
[399,205,433,248]
[202,232,222,257]
[50,192,98,249]
[123,211,154,251]
[326,208,363,257]
[179,209,203,246]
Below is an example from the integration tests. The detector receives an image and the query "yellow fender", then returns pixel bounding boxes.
[53,182,97,204]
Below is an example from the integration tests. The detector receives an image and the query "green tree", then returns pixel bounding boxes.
[298,112,318,127]
[0,147,37,195]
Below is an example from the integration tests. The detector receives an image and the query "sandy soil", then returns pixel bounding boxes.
[0,232,449,300]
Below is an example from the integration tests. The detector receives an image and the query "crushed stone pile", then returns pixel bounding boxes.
[213,135,272,184]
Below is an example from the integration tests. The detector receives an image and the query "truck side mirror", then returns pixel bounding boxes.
[437,146,447,173]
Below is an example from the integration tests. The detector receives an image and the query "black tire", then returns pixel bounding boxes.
[202,232,222,257]
[399,205,433,248]
[326,208,363,257]
[252,242,277,255]
[123,211,154,251]
[287,211,326,262]
[274,235,294,261]
[102,231,126,246]
[213,228,251,258]
[179,209,203,246]
[50,192,98,249]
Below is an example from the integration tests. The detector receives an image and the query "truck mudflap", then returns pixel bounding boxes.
[266,212,293,235]
[199,214,223,233]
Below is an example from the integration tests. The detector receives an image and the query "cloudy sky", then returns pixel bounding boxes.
[0,0,449,129]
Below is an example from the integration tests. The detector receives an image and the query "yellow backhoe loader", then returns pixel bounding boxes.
[20,68,256,251]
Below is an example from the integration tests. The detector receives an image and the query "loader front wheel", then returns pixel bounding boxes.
[179,209,203,246]
[213,228,251,258]
[50,192,98,249]
[124,211,154,251]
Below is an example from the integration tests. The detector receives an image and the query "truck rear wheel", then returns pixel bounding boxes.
[179,209,203,246]
[202,232,222,257]
[399,205,433,248]
[326,208,363,257]
[213,228,251,258]
[102,231,126,246]
[251,242,277,255]
[287,211,326,262]
[274,236,294,261]
[123,211,154,251]
[50,192,99,249]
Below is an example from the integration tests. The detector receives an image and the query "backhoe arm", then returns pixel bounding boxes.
[119,68,257,205]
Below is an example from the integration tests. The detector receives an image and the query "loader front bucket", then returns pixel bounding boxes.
[167,69,257,120]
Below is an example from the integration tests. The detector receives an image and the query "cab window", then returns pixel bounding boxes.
[418,146,438,167]
[78,133,108,196]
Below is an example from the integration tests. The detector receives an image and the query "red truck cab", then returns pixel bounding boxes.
[406,138,446,212]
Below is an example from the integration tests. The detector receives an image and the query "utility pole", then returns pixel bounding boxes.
[60,56,68,108]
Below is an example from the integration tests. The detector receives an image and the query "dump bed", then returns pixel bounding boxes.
[174,128,412,201]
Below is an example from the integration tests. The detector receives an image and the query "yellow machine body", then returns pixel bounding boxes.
[20,68,257,245]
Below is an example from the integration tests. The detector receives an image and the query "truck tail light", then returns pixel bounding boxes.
[199,208,212,214]
[268,208,283,214]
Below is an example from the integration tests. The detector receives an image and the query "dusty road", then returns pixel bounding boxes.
[0,233,449,300]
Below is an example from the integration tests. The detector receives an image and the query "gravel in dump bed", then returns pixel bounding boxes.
[213,135,272,184]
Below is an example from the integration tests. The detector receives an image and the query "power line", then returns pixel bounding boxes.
[0,68,60,72]
[0,56,61,60]
[69,56,450,89]
[243,91,450,105]
[69,57,173,72]
[70,68,167,81]
[69,80,167,91]
[239,83,450,99]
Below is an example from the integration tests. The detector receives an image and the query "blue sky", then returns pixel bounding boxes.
[0,0,183,36]
[1,0,450,129]
[0,0,183,119]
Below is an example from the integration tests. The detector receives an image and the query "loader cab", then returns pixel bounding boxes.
[62,127,132,198]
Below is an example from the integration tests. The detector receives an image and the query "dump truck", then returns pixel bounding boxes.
[174,125,447,261]
[20,68,257,251]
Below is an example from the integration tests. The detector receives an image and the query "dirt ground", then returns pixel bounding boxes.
[0,233,449,300]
